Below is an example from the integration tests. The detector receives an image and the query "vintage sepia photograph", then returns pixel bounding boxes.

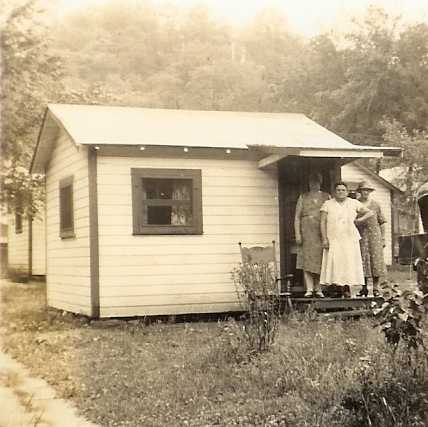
[1,0,428,425]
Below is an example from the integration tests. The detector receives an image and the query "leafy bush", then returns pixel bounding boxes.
[373,282,426,351]
[231,262,281,354]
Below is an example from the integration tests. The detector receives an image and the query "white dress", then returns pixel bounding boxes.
[320,198,365,291]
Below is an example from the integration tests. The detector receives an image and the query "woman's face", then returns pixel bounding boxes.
[335,185,348,201]
[359,189,371,201]
[308,178,321,191]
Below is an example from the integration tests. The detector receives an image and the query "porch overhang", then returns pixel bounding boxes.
[256,145,402,169]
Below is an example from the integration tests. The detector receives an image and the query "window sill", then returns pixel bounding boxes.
[133,227,203,235]
[60,230,76,239]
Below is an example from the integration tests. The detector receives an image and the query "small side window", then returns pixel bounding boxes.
[15,211,23,234]
[59,176,75,238]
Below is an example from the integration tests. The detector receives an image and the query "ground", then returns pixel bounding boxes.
[0,266,426,427]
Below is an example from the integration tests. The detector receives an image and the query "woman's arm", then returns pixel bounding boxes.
[294,196,303,244]
[320,211,329,249]
[375,202,387,246]
[380,223,386,247]
[354,203,374,225]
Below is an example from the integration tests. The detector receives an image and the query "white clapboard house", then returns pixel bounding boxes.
[30,104,401,318]
[7,211,45,280]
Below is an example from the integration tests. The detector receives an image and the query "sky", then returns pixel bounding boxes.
[56,0,428,37]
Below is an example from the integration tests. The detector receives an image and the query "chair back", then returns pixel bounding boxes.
[239,241,278,278]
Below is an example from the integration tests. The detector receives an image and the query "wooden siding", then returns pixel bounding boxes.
[32,214,46,275]
[7,214,29,276]
[97,156,279,317]
[7,214,46,276]
[342,163,393,265]
[45,131,91,315]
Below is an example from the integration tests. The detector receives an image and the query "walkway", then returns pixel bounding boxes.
[0,280,98,427]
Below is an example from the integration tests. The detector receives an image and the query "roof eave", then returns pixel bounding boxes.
[29,108,49,174]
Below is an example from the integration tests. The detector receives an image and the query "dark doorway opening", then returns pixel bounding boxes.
[277,157,339,294]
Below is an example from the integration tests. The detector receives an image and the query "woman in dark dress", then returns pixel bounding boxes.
[294,173,330,297]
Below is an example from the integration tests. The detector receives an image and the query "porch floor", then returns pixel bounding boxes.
[282,296,383,318]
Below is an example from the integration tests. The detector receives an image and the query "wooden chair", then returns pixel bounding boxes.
[238,240,293,310]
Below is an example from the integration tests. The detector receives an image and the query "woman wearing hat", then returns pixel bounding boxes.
[356,181,387,296]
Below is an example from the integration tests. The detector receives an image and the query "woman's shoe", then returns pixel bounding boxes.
[313,290,325,298]
[304,291,313,298]
[342,285,351,298]
[357,285,368,297]
[373,289,380,297]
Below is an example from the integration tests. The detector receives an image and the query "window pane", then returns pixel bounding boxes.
[143,179,173,199]
[15,212,22,234]
[171,205,192,225]
[60,185,73,230]
[142,178,192,201]
[147,206,172,225]
[172,180,191,201]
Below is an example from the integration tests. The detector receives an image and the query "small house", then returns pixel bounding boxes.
[7,211,45,280]
[30,104,401,317]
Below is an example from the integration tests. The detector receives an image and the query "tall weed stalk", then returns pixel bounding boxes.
[231,262,280,354]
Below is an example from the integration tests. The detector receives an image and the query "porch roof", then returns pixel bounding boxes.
[31,103,401,173]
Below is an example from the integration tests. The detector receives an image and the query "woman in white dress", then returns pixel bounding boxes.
[320,182,373,297]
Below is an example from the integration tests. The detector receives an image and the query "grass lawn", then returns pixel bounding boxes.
[1,267,426,427]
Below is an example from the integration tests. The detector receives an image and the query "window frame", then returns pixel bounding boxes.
[15,211,23,234]
[59,176,75,239]
[131,168,203,235]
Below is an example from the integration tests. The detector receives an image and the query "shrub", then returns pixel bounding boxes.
[231,262,281,354]
[373,281,426,351]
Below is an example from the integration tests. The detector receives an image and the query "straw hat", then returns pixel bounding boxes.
[357,180,375,192]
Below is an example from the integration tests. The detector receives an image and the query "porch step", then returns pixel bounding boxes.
[292,297,382,312]
[318,309,372,319]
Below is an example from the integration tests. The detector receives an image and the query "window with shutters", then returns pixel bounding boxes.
[131,169,203,235]
[15,211,23,234]
[59,176,75,238]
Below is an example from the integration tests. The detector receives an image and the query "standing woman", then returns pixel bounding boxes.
[355,181,387,297]
[294,172,330,297]
[320,182,373,297]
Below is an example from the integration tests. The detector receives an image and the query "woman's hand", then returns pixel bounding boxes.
[322,238,329,249]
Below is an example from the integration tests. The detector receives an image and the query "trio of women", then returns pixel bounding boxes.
[294,173,386,298]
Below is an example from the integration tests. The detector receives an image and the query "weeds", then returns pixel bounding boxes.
[231,262,281,354]
[341,347,428,427]
[2,279,428,427]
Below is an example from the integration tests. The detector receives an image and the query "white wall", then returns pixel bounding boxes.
[7,213,29,276]
[32,215,46,275]
[7,212,46,277]
[342,163,393,265]
[97,156,279,317]
[45,131,92,315]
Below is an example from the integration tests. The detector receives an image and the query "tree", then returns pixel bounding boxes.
[0,0,64,214]
[381,119,428,207]
[0,1,117,215]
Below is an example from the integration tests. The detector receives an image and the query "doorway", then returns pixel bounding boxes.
[277,157,338,294]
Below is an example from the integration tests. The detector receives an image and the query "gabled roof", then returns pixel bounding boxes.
[354,163,403,194]
[31,104,402,173]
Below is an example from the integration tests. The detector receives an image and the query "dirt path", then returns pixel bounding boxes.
[0,280,98,427]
